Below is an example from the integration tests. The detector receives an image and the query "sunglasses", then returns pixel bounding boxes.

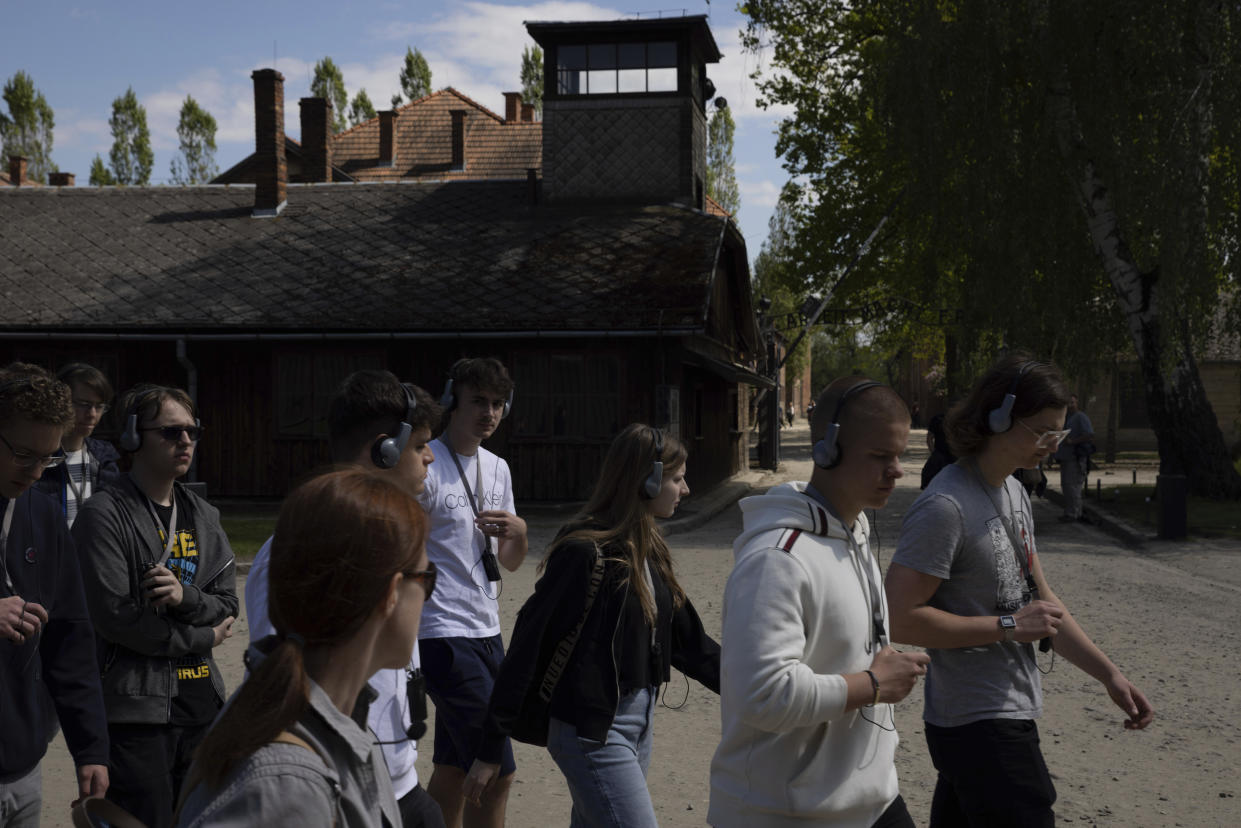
[0,432,66,469]
[404,559,437,600]
[140,425,205,442]
[1017,419,1070,450]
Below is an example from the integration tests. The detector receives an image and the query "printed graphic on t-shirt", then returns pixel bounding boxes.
[989,516,1026,612]
[154,504,220,725]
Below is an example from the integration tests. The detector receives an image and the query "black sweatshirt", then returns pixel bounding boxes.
[0,488,109,780]
[478,536,720,763]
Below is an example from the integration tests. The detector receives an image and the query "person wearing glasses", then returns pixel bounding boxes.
[72,384,238,828]
[885,355,1154,828]
[710,378,929,828]
[36,363,120,527]
[177,468,437,828]
[245,370,445,828]
[0,363,110,824]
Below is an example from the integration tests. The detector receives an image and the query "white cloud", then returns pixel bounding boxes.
[741,177,782,208]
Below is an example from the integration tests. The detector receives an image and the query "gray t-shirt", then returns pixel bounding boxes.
[892,461,1043,727]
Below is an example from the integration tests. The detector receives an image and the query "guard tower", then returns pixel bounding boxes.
[526,15,722,209]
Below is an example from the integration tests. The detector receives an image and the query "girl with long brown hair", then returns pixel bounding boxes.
[177,468,436,827]
[463,423,720,827]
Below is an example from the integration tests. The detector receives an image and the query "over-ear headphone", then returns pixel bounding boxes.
[812,381,882,470]
[371,383,417,469]
[641,427,664,499]
[439,361,513,419]
[119,386,200,452]
[987,361,1041,434]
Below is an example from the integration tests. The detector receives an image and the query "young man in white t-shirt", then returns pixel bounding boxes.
[245,370,445,828]
[419,357,527,828]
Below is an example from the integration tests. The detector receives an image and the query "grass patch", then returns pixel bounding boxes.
[1089,485,1241,540]
[220,517,276,562]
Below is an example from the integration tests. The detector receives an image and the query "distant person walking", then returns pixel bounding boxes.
[921,413,957,490]
[1055,395,1094,522]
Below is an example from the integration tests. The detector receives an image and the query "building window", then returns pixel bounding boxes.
[512,353,620,440]
[274,352,384,438]
[556,42,678,95]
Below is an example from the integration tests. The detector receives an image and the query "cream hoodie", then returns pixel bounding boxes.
[708,481,900,827]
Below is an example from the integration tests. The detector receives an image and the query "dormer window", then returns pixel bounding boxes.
[556,41,678,95]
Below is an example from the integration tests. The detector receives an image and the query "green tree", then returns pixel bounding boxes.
[743,0,1241,498]
[706,105,740,215]
[753,184,808,381]
[520,45,544,115]
[107,87,153,186]
[399,47,432,103]
[0,71,55,184]
[311,57,348,133]
[347,89,376,127]
[168,95,218,185]
[88,154,114,186]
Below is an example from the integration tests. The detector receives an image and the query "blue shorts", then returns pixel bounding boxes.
[420,634,516,777]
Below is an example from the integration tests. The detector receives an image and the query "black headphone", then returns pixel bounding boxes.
[812,381,882,470]
[439,360,513,419]
[119,386,200,452]
[987,361,1042,434]
[371,383,417,470]
[641,427,664,499]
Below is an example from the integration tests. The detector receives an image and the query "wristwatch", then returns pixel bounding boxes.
[999,615,1017,643]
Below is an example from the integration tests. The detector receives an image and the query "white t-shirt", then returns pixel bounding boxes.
[245,536,421,798]
[63,447,93,527]
[417,436,515,640]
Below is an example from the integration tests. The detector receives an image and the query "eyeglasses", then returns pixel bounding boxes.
[0,432,66,468]
[140,425,204,442]
[1017,419,1070,450]
[404,560,437,600]
[73,400,111,414]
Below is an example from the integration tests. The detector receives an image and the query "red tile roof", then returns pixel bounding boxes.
[330,88,541,181]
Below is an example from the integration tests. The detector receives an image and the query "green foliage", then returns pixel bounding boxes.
[391,92,403,109]
[0,71,55,184]
[520,45,544,114]
[753,185,807,380]
[706,106,740,215]
[169,95,218,185]
[348,88,377,127]
[311,57,348,133]
[399,47,432,103]
[88,154,114,186]
[107,87,153,186]
[743,0,1241,491]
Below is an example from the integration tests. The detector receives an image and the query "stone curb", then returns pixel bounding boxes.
[1043,487,1151,549]
[660,478,755,537]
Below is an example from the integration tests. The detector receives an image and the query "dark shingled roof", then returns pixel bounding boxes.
[0,182,730,335]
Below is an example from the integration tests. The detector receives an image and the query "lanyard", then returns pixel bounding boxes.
[447,446,485,521]
[970,462,1036,588]
[133,478,178,566]
[0,499,14,594]
[64,447,93,511]
[804,484,887,651]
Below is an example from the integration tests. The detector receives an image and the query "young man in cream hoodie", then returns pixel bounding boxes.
[710,378,930,828]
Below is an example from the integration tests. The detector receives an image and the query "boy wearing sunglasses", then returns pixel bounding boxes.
[0,364,110,822]
[245,370,446,828]
[72,384,238,828]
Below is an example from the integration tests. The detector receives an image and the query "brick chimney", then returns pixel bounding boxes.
[504,92,522,124]
[298,97,333,183]
[379,110,399,167]
[49,172,75,186]
[8,156,27,187]
[450,110,466,171]
[251,69,287,217]
[521,103,535,123]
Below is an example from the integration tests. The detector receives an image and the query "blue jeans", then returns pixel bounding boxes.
[547,687,658,828]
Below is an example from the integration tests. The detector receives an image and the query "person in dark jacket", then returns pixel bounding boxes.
[0,363,110,823]
[72,384,237,828]
[921,412,957,490]
[463,424,720,828]
[36,363,120,528]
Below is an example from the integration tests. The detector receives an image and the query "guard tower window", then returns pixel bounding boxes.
[557,41,678,95]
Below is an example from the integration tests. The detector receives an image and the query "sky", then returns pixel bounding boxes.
[4,0,794,255]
